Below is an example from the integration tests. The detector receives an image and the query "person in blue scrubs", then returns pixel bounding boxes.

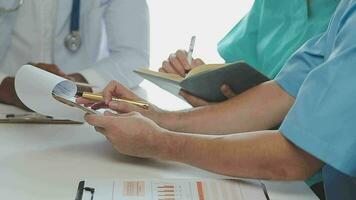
[81,0,356,198]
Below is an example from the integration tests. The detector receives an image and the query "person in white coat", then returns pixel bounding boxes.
[0,0,149,109]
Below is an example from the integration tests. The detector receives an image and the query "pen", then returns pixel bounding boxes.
[187,35,196,66]
[79,92,149,109]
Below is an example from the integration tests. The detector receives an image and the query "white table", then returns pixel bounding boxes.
[0,81,318,200]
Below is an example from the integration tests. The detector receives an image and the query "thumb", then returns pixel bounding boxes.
[192,58,205,68]
[179,90,209,107]
[104,110,117,116]
[85,114,110,128]
[220,84,236,98]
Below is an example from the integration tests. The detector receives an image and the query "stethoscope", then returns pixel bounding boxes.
[0,0,81,53]
[64,0,81,52]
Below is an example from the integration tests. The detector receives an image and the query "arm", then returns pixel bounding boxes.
[80,0,149,89]
[160,81,294,134]
[85,112,323,180]
[160,129,323,180]
[98,80,294,134]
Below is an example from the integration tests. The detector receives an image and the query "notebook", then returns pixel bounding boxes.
[134,61,270,102]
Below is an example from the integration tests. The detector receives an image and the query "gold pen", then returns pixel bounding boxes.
[80,92,149,109]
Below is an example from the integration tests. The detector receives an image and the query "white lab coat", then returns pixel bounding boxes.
[0,0,149,90]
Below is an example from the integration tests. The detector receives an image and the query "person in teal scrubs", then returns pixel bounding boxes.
[160,0,340,106]
[218,0,339,79]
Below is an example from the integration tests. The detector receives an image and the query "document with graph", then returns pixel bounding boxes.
[75,179,267,200]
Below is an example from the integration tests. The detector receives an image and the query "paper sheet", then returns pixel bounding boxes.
[15,65,85,122]
[81,179,266,200]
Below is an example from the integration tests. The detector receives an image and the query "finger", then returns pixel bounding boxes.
[102,81,118,104]
[108,101,142,114]
[91,102,108,110]
[102,81,139,104]
[51,64,66,77]
[85,114,111,128]
[158,67,167,73]
[169,53,186,76]
[94,127,107,135]
[175,49,190,70]
[35,63,66,77]
[104,111,117,116]
[220,84,236,98]
[179,90,209,107]
[192,58,205,68]
[76,97,95,104]
[162,59,179,75]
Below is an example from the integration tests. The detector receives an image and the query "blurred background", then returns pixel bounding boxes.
[148,0,253,68]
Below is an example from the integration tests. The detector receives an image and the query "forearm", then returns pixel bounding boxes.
[158,130,323,180]
[159,81,295,134]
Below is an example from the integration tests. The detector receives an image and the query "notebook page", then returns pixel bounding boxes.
[15,65,85,122]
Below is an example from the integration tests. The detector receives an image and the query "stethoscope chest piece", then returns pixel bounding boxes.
[65,31,81,52]
[65,0,81,52]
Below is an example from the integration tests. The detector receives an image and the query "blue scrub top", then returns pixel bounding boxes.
[275,0,356,196]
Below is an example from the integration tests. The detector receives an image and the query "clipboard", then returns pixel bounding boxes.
[74,179,269,200]
[0,95,99,124]
[52,93,100,115]
[0,113,83,124]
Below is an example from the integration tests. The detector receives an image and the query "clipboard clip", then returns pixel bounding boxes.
[75,181,95,200]
[6,113,53,120]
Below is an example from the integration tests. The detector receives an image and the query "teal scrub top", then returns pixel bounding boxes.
[217,0,340,79]
[275,0,356,195]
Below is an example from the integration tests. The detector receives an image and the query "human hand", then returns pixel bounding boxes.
[31,63,91,92]
[159,49,205,77]
[0,77,30,110]
[85,111,167,159]
[30,63,68,78]
[76,80,166,125]
[180,84,237,107]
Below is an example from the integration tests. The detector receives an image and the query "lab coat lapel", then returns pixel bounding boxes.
[56,0,72,34]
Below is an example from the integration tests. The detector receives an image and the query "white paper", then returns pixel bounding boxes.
[82,179,266,200]
[15,65,85,122]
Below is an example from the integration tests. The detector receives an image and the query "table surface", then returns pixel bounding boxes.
[0,81,318,200]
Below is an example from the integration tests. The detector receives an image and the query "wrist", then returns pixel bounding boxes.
[156,129,187,161]
[155,110,182,131]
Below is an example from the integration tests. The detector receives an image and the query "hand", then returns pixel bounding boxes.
[159,49,205,77]
[0,77,30,110]
[31,63,90,91]
[76,80,166,125]
[180,84,237,107]
[85,111,167,158]
[30,63,67,78]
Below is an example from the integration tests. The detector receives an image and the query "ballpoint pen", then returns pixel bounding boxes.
[187,35,196,66]
[78,92,149,110]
